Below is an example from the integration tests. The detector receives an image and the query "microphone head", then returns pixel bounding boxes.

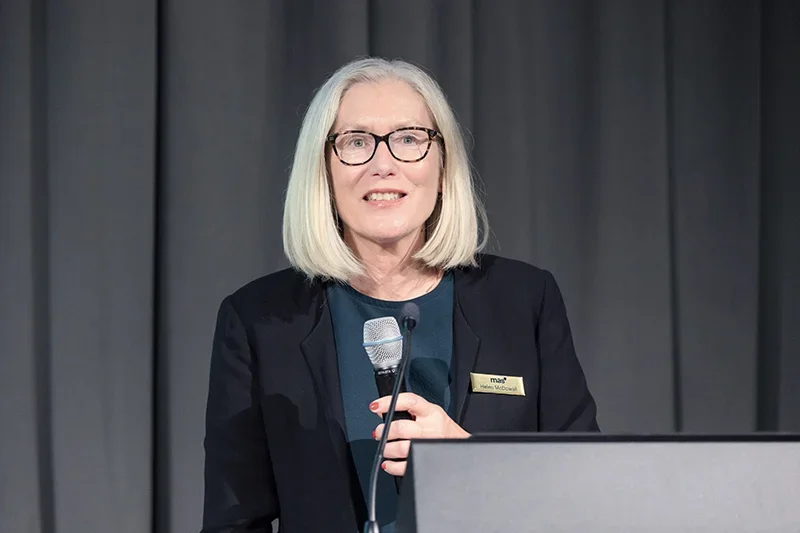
[401,302,420,330]
[362,316,403,370]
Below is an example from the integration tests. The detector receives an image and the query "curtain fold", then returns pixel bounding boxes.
[1,1,798,532]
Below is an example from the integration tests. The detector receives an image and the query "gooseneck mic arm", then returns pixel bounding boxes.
[365,303,420,533]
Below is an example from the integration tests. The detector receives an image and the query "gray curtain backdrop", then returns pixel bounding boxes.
[1,1,798,532]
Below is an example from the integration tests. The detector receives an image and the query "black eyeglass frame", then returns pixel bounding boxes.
[326,126,442,166]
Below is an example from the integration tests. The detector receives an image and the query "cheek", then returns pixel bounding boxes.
[329,167,359,199]
[408,161,441,194]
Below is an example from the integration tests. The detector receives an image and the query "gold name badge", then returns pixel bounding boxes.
[470,372,525,396]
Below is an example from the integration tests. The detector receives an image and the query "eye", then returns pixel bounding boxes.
[345,136,367,148]
[398,132,426,145]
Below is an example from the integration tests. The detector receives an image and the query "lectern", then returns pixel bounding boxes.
[396,434,800,533]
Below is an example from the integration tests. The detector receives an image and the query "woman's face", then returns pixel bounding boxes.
[328,80,441,251]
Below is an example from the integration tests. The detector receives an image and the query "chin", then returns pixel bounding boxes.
[365,231,413,245]
[354,224,422,247]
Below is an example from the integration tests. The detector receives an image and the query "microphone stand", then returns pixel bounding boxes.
[365,314,417,533]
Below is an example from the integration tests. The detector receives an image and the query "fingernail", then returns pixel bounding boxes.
[372,429,377,439]
[369,402,378,411]
[381,462,386,470]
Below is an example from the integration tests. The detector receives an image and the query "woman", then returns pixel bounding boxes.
[201,57,599,533]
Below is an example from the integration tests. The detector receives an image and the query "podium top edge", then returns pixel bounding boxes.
[415,433,800,444]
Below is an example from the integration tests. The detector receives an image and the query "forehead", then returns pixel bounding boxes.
[334,80,432,131]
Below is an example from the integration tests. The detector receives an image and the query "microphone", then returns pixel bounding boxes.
[362,317,412,422]
[364,303,420,533]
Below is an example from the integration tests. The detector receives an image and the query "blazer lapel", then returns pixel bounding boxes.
[452,269,481,424]
[299,288,364,525]
[299,293,348,460]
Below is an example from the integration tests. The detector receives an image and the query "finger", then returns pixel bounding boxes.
[373,420,421,441]
[370,392,436,417]
[382,459,407,477]
[369,392,420,415]
[382,439,411,460]
[387,419,422,441]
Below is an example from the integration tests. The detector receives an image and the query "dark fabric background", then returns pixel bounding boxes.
[1,1,798,532]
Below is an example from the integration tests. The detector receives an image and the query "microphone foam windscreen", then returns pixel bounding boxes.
[401,302,420,324]
[362,316,403,370]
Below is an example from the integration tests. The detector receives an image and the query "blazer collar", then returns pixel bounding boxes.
[299,288,348,448]
[298,285,368,526]
[451,266,482,424]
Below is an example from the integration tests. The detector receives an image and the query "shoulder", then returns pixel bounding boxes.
[473,253,551,279]
[453,254,566,319]
[219,267,324,329]
[457,254,557,294]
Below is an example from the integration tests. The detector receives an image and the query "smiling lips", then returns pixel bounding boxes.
[364,191,407,204]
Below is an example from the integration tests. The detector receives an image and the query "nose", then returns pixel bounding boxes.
[368,138,396,175]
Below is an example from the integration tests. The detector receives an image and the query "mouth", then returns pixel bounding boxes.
[363,191,407,203]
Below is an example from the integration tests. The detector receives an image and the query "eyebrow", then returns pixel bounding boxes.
[336,120,430,132]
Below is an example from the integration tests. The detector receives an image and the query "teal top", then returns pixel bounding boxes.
[326,273,455,532]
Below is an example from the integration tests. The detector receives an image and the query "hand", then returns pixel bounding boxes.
[369,392,470,476]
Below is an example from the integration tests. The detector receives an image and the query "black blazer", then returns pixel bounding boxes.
[201,254,599,533]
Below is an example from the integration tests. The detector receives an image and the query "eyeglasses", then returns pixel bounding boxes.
[327,127,442,166]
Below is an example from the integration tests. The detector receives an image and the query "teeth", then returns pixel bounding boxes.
[366,192,402,201]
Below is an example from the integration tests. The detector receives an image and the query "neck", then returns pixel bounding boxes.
[345,229,442,301]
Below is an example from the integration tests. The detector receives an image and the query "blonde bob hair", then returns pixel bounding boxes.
[282,57,488,282]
